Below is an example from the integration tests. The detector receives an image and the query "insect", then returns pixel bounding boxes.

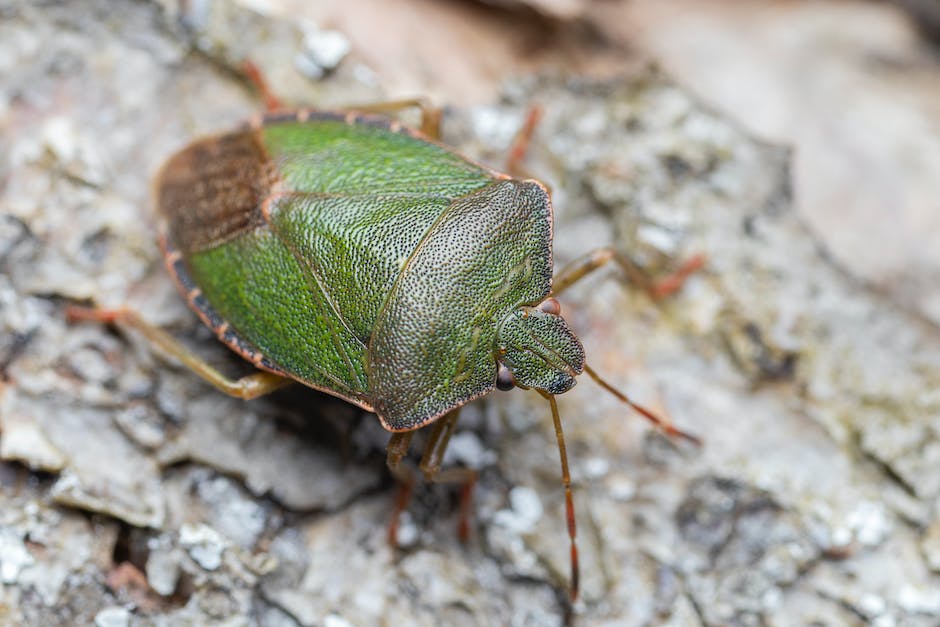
[69,98,702,601]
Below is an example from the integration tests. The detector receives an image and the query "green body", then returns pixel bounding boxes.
[156,112,584,431]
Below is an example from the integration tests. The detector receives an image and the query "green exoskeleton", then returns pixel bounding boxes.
[69,102,701,601]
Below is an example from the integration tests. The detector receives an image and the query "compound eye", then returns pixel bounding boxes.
[496,363,515,391]
[537,297,561,316]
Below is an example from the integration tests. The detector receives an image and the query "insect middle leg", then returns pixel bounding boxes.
[505,105,545,183]
[240,60,284,112]
[66,305,292,399]
[344,99,443,139]
[238,61,442,138]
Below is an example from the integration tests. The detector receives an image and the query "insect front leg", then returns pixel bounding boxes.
[66,305,292,399]
[417,409,477,541]
[500,103,703,300]
[417,408,461,480]
[385,431,417,546]
[552,247,706,300]
[385,410,477,544]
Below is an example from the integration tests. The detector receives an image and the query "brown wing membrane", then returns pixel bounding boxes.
[155,130,279,254]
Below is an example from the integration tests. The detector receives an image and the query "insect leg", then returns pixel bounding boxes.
[503,104,701,296]
[505,105,544,182]
[238,57,443,136]
[551,247,706,300]
[385,431,415,472]
[417,409,478,541]
[553,253,702,442]
[346,99,443,139]
[65,305,292,399]
[418,408,461,480]
[385,431,417,546]
[239,60,284,112]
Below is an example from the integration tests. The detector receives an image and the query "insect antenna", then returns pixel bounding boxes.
[537,390,580,601]
[583,363,701,445]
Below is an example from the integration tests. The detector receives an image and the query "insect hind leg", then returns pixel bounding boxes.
[66,305,292,399]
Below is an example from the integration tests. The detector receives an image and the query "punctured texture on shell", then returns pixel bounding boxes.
[156,112,557,430]
[370,179,554,430]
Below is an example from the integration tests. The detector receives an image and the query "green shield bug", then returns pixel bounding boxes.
[69,99,702,601]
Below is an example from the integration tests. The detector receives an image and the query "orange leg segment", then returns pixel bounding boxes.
[553,247,706,301]
[66,305,292,399]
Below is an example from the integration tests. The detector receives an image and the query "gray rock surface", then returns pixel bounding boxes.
[1,1,938,625]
